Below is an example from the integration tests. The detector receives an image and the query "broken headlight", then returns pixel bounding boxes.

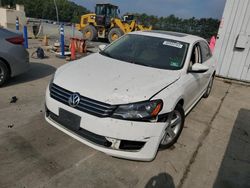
[112,100,163,120]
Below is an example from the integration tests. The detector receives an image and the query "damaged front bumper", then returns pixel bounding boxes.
[45,87,168,161]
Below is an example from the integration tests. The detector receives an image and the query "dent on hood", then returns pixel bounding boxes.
[149,74,181,100]
[53,53,182,104]
[109,73,181,104]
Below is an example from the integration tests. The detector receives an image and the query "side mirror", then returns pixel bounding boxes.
[189,63,209,73]
[98,44,107,51]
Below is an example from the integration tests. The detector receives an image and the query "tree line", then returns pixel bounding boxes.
[1,0,220,39]
[133,13,220,39]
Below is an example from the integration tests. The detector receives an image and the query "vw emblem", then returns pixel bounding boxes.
[68,93,80,107]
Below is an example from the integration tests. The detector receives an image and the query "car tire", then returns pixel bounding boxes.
[160,104,185,149]
[0,60,10,87]
[108,28,124,43]
[203,75,214,98]
[82,25,97,41]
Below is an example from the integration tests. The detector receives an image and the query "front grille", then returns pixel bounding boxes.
[50,83,116,117]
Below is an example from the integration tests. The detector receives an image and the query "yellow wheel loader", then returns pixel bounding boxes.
[76,3,152,43]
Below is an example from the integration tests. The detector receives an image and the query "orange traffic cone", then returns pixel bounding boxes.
[79,39,83,53]
[42,35,48,46]
[73,38,78,53]
[70,38,76,60]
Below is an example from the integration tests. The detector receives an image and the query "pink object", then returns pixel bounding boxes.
[209,36,216,53]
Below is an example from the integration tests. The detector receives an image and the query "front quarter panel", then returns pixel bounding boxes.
[151,78,186,114]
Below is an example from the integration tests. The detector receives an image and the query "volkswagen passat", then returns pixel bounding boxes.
[45,31,216,161]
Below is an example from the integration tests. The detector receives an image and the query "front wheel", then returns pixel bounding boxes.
[203,75,214,98]
[160,104,185,149]
[82,25,97,41]
[108,28,124,43]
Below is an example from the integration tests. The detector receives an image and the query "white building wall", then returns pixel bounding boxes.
[0,8,7,27]
[214,0,250,82]
[0,5,27,30]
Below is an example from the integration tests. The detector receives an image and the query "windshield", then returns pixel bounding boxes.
[107,7,117,17]
[96,5,117,17]
[101,34,189,70]
[96,5,106,15]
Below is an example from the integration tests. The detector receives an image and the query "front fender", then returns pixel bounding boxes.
[151,81,185,114]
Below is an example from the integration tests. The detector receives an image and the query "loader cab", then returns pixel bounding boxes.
[95,4,119,27]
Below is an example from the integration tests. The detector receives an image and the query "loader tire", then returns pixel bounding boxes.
[82,25,97,41]
[108,28,124,43]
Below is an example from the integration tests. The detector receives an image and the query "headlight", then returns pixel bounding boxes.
[112,100,163,121]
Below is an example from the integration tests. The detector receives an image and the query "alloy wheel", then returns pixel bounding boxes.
[161,110,182,146]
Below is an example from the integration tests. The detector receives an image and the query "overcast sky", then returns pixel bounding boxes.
[72,0,227,19]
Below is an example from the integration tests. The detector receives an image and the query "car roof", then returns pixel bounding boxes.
[129,30,204,44]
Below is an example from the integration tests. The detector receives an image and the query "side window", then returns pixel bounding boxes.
[199,41,212,62]
[189,44,201,68]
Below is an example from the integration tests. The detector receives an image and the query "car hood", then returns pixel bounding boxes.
[54,53,181,104]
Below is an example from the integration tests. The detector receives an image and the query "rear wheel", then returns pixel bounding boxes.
[0,60,10,87]
[160,104,185,149]
[108,28,124,43]
[82,25,97,41]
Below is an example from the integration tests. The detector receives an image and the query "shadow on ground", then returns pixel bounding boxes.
[6,62,56,86]
[145,173,175,188]
[214,108,250,188]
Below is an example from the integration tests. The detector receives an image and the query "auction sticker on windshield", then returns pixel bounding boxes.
[163,41,183,48]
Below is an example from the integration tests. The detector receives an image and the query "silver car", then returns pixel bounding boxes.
[0,28,30,86]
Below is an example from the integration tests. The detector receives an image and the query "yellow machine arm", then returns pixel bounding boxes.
[112,18,137,33]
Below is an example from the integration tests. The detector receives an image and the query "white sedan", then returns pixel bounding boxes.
[45,31,216,161]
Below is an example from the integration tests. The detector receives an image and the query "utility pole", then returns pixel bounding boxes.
[53,0,59,23]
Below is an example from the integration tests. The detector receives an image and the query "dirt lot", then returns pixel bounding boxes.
[0,42,250,188]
